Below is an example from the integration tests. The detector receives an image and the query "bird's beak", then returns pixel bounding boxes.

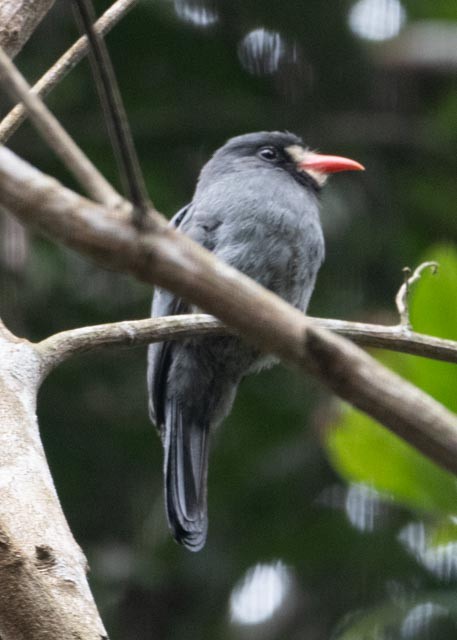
[285,145,364,186]
[297,151,365,174]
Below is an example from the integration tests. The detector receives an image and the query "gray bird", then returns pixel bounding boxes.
[148,131,363,551]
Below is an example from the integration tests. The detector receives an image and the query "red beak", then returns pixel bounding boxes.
[298,152,365,174]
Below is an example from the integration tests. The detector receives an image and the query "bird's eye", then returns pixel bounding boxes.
[258,146,278,162]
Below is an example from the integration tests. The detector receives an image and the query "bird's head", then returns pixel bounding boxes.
[197,131,364,193]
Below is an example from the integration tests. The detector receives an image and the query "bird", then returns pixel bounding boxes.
[147,131,364,551]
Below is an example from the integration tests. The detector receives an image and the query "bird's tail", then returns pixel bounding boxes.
[164,400,210,552]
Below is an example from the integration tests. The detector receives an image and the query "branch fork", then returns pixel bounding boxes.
[0,2,455,638]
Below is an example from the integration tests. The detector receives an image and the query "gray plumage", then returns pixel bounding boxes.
[148,132,326,551]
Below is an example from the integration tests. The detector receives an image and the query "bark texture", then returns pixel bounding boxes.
[0,0,55,58]
[0,324,107,639]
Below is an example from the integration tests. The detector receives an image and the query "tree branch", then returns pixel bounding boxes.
[0,0,138,143]
[0,330,107,639]
[0,45,121,207]
[34,314,457,377]
[0,0,56,58]
[36,314,229,374]
[0,524,102,640]
[72,0,150,223]
[395,261,439,328]
[1,144,456,475]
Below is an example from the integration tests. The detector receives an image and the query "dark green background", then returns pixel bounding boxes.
[1,0,456,638]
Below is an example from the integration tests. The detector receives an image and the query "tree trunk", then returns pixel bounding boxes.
[0,323,107,639]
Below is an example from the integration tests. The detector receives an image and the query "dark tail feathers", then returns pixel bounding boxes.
[164,400,209,552]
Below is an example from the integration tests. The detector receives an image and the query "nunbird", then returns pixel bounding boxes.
[148,131,363,551]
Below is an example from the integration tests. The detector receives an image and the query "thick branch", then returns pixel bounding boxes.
[0,0,137,143]
[35,314,457,377]
[0,524,98,640]
[0,334,107,639]
[0,0,55,58]
[1,145,457,475]
[303,326,457,472]
[0,45,121,207]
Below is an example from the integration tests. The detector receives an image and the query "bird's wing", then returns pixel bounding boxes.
[147,205,191,431]
[148,202,223,550]
[147,202,219,430]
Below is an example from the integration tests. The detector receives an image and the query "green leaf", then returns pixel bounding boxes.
[325,244,457,514]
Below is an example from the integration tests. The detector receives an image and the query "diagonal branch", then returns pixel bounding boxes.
[0,0,56,58]
[1,144,457,475]
[35,314,457,376]
[72,0,150,223]
[0,45,121,207]
[0,0,138,143]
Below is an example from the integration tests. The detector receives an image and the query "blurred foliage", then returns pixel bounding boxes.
[1,0,457,639]
[326,245,457,514]
[326,244,457,638]
[335,592,457,640]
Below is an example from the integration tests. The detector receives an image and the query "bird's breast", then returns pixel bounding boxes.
[210,180,324,312]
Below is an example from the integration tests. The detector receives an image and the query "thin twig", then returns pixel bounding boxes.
[72,0,150,224]
[35,313,457,376]
[0,0,137,144]
[395,261,439,328]
[0,44,121,207]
